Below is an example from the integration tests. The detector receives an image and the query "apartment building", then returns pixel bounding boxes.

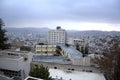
[48,26,67,45]
[68,38,88,46]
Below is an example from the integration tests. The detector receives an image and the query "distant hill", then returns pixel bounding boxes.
[67,30,120,37]
[5,27,50,34]
[5,27,120,37]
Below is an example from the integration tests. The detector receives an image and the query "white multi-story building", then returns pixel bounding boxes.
[0,51,33,80]
[68,37,88,46]
[48,26,67,45]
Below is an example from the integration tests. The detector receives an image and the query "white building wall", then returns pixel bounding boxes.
[83,57,91,66]
[23,52,33,78]
[71,58,83,66]
[0,57,23,71]
[48,27,67,44]
[70,57,91,66]
[0,51,33,80]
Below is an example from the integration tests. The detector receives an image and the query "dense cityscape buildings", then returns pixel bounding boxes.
[1,0,120,79]
[0,26,120,80]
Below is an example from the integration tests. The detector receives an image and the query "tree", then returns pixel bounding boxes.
[0,18,10,50]
[65,43,70,47]
[76,43,80,51]
[80,46,84,53]
[80,46,85,57]
[111,42,120,80]
[95,42,120,80]
[20,46,31,51]
[29,65,51,80]
[55,46,62,56]
[84,46,89,54]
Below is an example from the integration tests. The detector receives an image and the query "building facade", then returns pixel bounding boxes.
[36,45,56,55]
[0,51,33,80]
[48,26,67,45]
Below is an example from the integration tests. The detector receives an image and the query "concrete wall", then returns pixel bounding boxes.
[23,52,33,78]
[0,56,23,71]
[31,62,100,73]
[0,51,33,80]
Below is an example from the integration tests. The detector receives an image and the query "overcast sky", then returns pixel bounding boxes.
[0,0,120,31]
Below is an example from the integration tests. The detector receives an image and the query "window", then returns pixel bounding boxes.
[54,67,57,69]
[24,57,28,61]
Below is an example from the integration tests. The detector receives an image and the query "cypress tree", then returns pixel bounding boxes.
[0,18,10,50]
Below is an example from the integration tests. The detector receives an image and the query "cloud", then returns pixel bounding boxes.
[0,0,120,28]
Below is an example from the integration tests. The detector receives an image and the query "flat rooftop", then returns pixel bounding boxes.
[0,55,21,59]
[0,50,30,59]
[0,75,13,80]
[49,69,106,80]
[33,55,71,64]
[0,50,29,54]
[60,46,83,59]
